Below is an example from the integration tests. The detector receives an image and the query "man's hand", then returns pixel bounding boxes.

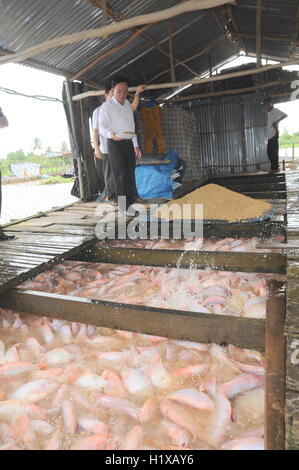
[94,147,102,159]
[111,132,123,141]
[135,147,142,159]
[135,84,146,95]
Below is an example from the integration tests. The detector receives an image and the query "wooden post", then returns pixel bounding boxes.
[101,0,107,27]
[256,0,262,68]
[64,80,85,201]
[265,279,286,450]
[240,101,248,171]
[168,20,176,83]
[285,170,299,449]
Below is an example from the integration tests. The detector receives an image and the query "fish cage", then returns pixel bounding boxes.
[0,170,298,450]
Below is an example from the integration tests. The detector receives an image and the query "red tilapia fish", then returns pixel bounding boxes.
[0,309,264,450]
[20,262,268,319]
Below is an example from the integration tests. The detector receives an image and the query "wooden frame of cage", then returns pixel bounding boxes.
[0,170,292,450]
[0,252,287,451]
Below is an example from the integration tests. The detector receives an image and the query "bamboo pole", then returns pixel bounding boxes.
[256,0,262,68]
[101,0,107,27]
[71,24,151,80]
[165,79,295,102]
[72,58,299,101]
[240,34,299,44]
[168,20,176,83]
[227,4,247,54]
[0,0,235,66]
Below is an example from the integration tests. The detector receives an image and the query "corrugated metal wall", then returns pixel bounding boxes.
[179,96,269,179]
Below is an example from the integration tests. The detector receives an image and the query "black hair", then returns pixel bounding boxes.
[263,96,272,104]
[104,82,112,94]
[110,76,130,88]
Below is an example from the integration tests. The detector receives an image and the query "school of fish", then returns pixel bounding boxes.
[101,235,284,252]
[1,234,275,450]
[0,308,264,450]
[21,261,267,319]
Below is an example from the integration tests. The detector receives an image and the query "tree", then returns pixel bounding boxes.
[32,137,43,153]
[45,146,53,154]
[6,149,27,162]
[61,141,70,152]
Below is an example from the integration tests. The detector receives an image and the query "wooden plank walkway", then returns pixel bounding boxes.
[0,199,167,295]
[0,201,118,295]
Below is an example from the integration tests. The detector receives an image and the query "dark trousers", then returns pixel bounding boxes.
[94,154,116,200]
[0,170,3,233]
[267,134,279,170]
[107,139,137,209]
[102,153,116,200]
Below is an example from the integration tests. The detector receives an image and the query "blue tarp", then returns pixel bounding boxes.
[135,149,178,199]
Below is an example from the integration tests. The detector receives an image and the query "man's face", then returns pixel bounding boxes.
[113,82,128,104]
[104,89,114,101]
[264,102,273,112]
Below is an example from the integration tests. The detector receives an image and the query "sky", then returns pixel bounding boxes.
[0,64,69,159]
[0,57,299,160]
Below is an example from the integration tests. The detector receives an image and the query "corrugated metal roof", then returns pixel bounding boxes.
[0,0,298,98]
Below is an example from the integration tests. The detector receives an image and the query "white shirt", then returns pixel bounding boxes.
[99,96,138,148]
[267,107,287,140]
[92,105,108,154]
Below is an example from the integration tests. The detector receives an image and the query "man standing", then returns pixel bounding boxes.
[263,96,287,173]
[92,84,116,204]
[93,83,145,205]
[99,76,142,213]
[0,107,15,241]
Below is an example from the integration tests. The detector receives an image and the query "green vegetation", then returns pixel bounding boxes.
[39,175,74,185]
[279,131,299,148]
[0,138,73,178]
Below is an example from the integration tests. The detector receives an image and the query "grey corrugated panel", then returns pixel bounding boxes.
[235,0,298,37]
[0,0,298,99]
[85,10,212,84]
[177,96,268,175]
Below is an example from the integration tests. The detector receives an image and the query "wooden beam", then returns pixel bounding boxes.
[75,245,286,274]
[256,0,262,68]
[0,0,235,66]
[170,79,295,103]
[71,24,151,80]
[226,4,247,54]
[0,288,266,351]
[208,9,237,63]
[101,0,107,27]
[240,34,299,44]
[296,3,299,41]
[265,279,286,450]
[72,59,299,101]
